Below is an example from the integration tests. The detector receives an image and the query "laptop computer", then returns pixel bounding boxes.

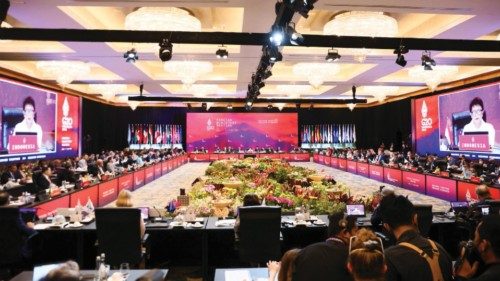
[138,207,149,220]
[450,201,469,214]
[346,204,366,217]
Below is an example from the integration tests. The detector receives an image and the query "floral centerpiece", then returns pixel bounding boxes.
[187,158,373,216]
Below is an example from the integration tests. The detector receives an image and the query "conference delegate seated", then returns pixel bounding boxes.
[115,190,145,238]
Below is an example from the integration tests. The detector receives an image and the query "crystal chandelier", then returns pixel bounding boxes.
[292,63,340,88]
[277,84,313,98]
[89,84,127,101]
[408,65,458,91]
[323,11,398,63]
[362,86,399,102]
[125,7,201,32]
[164,61,213,88]
[36,61,91,87]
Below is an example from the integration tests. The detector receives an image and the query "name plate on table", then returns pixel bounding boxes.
[8,135,37,153]
[459,135,490,151]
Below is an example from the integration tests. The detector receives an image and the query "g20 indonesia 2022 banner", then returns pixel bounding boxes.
[0,77,80,163]
[186,113,298,152]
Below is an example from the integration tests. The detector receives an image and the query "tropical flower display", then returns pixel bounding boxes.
[188,158,374,216]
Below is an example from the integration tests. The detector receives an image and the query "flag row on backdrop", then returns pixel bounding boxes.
[127,124,183,145]
[301,124,356,144]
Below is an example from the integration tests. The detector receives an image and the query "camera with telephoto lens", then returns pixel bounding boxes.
[455,240,482,271]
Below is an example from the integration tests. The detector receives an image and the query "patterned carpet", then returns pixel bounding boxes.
[108,161,450,213]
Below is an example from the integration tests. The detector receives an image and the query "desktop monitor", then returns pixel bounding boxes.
[450,201,469,214]
[33,263,61,281]
[346,204,366,217]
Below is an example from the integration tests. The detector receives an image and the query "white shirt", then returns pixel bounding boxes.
[463,119,495,147]
[13,120,43,150]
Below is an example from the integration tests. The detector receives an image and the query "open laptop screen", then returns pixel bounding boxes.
[346,204,366,217]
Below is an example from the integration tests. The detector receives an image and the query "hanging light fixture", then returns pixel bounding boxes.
[128,101,141,111]
[277,84,312,98]
[275,103,286,111]
[184,84,220,97]
[89,84,127,101]
[323,11,398,63]
[36,61,91,87]
[362,86,399,102]
[125,7,201,32]
[347,103,356,111]
[292,63,340,88]
[408,65,458,91]
[164,61,213,88]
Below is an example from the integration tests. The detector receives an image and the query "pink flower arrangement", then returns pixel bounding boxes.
[266,195,294,208]
[204,184,215,192]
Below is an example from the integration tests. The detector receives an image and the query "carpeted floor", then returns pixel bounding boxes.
[107,161,450,212]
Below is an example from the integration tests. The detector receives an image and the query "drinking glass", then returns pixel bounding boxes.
[119,263,130,279]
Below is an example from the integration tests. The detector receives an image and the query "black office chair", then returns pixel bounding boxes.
[238,206,282,264]
[414,204,433,237]
[0,207,33,278]
[95,208,148,268]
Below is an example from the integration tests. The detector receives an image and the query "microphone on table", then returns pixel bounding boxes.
[153,205,165,222]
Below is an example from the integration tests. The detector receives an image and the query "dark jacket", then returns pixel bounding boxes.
[385,230,453,281]
[294,239,353,281]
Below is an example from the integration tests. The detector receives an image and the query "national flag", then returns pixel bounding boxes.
[353,124,356,143]
[127,124,131,145]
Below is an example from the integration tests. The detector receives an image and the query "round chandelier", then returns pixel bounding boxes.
[408,65,458,91]
[292,63,340,88]
[125,7,201,32]
[164,61,213,88]
[362,86,399,102]
[276,84,313,98]
[323,11,398,62]
[36,61,91,87]
[89,84,127,101]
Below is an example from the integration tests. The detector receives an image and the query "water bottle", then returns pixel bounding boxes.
[93,256,101,281]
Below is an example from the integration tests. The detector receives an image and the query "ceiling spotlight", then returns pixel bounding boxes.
[421,50,436,70]
[187,103,192,110]
[201,102,207,110]
[227,104,233,110]
[262,70,273,79]
[269,25,284,46]
[393,45,408,67]
[268,46,283,63]
[215,45,228,59]
[268,104,273,110]
[257,81,265,89]
[287,22,304,46]
[296,103,301,109]
[325,48,341,62]
[123,48,138,63]
[159,39,173,62]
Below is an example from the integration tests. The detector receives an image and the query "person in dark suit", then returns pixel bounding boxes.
[0,164,22,185]
[57,162,79,184]
[35,166,53,191]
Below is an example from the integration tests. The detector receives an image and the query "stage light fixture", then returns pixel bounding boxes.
[421,50,436,70]
[262,70,273,79]
[187,103,192,110]
[268,46,283,63]
[267,104,273,110]
[296,103,301,109]
[123,48,138,63]
[269,25,284,46]
[287,22,304,46]
[257,81,265,89]
[159,39,173,62]
[227,104,233,110]
[215,45,228,59]
[325,48,341,62]
[201,102,207,110]
[393,45,408,67]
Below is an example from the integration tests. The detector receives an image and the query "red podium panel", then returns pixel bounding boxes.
[338,159,347,170]
[402,171,426,194]
[369,164,383,182]
[457,181,500,201]
[161,161,169,175]
[36,196,70,218]
[98,179,118,207]
[347,160,357,173]
[313,154,319,163]
[144,166,155,184]
[459,135,490,152]
[291,153,309,161]
[330,157,338,168]
[70,184,98,207]
[324,156,331,165]
[8,135,37,153]
[154,164,162,179]
[383,168,402,187]
[426,175,457,201]
[133,169,145,190]
[318,155,324,164]
[356,162,369,177]
[190,154,210,162]
[118,173,134,191]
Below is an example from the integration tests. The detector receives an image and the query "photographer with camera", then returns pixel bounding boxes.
[455,214,500,281]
